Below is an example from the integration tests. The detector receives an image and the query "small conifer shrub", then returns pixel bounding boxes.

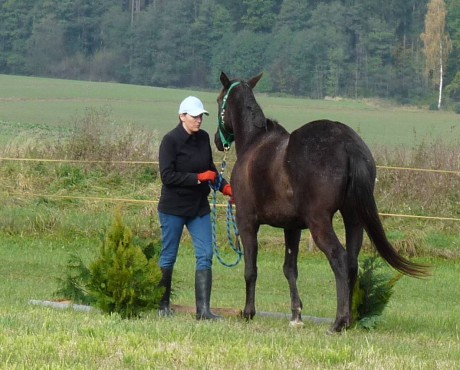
[88,210,164,318]
[352,256,402,330]
[55,210,164,318]
[54,254,94,305]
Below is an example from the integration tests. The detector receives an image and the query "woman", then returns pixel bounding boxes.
[157,96,232,320]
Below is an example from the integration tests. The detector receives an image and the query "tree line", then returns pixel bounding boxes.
[1,0,459,107]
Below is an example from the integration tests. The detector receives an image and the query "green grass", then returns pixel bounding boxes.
[256,95,460,147]
[0,234,459,369]
[0,74,203,134]
[1,74,459,148]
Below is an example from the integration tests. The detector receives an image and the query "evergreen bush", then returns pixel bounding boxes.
[88,210,164,318]
[55,210,164,318]
[352,256,402,330]
[54,254,94,305]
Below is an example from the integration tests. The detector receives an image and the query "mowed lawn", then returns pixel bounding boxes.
[0,233,459,369]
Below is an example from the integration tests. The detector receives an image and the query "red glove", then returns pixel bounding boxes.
[222,184,233,197]
[198,170,217,184]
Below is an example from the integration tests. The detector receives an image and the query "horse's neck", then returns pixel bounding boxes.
[234,119,289,158]
[232,89,289,154]
[233,99,265,151]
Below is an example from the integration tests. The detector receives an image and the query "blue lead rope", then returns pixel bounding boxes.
[210,174,242,267]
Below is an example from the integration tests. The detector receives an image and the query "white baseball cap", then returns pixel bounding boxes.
[178,96,209,116]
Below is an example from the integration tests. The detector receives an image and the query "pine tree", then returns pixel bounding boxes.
[89,210,164,318]
[352,256,402,330]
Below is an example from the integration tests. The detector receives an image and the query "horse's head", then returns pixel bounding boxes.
[214,71,263,151]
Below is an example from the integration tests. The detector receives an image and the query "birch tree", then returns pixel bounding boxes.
[421,0,452,109]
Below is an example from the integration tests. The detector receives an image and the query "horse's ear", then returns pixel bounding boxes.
[247,73,263,89]
[220,72,231,88]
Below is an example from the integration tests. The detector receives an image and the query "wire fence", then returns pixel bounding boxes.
[2,157,460,175]
[1,157,460,222]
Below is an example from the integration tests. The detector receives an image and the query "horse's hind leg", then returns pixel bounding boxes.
[283,229,303,326]
[309,218,350,333]
[342,209,364,322]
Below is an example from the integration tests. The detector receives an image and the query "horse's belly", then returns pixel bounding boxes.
[264,218,307,229]
[258,205,307,229]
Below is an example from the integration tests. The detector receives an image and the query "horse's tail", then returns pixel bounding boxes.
[347,145,430,278]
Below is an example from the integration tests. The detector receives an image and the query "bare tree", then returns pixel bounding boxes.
[420,0,452,109]
[131,0,141,26]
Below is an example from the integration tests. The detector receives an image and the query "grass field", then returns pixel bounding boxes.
[1,74,459,368]
[1,233,459,369]
[1,74,459,148]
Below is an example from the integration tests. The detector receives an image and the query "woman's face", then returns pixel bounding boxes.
[180,113,203,134]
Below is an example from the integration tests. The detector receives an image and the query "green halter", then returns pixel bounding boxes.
[217,81,241,149]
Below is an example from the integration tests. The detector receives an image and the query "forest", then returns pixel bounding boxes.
[1,0,460,108]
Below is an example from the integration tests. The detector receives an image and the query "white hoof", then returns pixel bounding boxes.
[289,319,304,328]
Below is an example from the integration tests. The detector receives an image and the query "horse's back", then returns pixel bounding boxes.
[287,119,373,167]
[285,119,375,211]
[291,119,368,147]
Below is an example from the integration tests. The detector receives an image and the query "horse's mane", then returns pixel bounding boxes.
[266,118,289,135]
[242,86,289,136]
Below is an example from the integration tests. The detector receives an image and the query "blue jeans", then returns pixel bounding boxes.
[158,212,213,271]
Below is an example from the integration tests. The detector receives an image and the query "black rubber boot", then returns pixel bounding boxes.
[195,269,221,320]
[158,268,173,317]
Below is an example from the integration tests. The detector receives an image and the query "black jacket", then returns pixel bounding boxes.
[158,123,227,217]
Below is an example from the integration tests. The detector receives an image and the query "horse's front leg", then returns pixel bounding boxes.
[239,223,260,320]
[283,229,303,327]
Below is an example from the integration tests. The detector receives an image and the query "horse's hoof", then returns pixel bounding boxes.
[240,310,254,321]
[327,323,348,335]
[289,319,304,328]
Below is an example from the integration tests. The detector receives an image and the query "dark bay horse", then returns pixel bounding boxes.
[214,72,429,333]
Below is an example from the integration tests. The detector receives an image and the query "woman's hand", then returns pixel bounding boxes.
[197,170,217,184]
[222,184,232,197]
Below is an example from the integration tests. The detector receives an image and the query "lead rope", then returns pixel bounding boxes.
[210,150,242,267]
